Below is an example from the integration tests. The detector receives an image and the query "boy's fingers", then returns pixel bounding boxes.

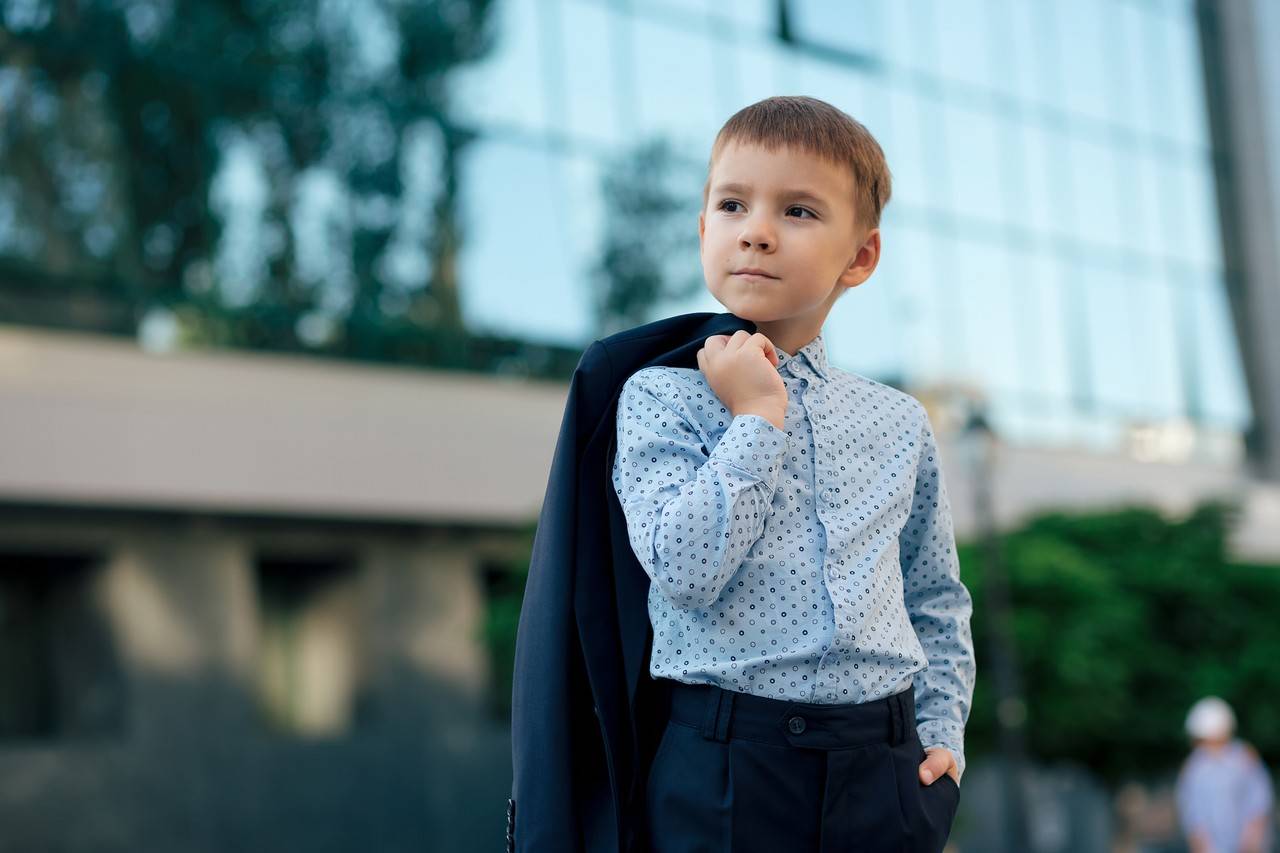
[724,329,751,352]
[918,748,954,785]
[750,333,779,367]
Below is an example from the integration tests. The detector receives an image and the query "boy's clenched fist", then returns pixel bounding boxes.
[697,330,788,430]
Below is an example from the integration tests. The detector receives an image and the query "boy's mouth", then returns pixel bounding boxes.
[733,268,779,280]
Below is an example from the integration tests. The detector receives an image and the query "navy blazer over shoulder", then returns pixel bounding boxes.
[509,311,757,852]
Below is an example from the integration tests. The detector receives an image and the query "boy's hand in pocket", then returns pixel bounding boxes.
[919,746,959,786]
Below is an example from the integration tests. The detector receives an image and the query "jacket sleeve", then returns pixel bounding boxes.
[610,368,789,610]
[900,407,977,782]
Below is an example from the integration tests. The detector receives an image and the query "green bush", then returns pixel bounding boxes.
[962,499,1280,785]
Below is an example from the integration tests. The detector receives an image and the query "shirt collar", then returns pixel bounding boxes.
[776,333,830,381]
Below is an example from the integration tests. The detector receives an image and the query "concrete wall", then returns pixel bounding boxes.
[0,510,519,852]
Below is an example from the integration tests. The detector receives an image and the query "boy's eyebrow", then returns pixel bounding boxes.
[710,181,831,207]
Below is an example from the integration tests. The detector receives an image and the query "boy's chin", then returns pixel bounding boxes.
[720,304,785,324]
[710,294,779,323]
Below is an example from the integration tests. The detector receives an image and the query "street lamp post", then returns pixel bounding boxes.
[960,403,1032,853]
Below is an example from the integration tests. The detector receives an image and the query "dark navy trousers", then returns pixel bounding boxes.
[641,679,960,853]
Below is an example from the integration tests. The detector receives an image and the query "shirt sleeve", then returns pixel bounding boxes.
[611,369,789,610]
[900,408,977,782]
[1242,744,1275,820]
[1175,761,1209,835]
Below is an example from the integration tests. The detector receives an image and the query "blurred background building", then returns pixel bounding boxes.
[2,0,1279,851]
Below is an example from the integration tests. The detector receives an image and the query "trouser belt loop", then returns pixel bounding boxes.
[701,686,735,743]
[890,693,903,745]
[716,690,734,742]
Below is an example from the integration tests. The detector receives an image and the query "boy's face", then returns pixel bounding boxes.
[699,141,879,327]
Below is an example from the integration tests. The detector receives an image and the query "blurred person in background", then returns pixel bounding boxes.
[1176,696,1275,853]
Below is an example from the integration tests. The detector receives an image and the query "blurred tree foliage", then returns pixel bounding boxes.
[962,499,1280,787]
[591,137,705,338]
[0,0,602,375]
[0,1,704,378]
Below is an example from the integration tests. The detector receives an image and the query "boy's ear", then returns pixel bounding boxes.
[698,210,705,249]
[838,227,880,289]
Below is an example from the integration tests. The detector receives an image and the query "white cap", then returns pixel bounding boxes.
[1185,696,1236,739]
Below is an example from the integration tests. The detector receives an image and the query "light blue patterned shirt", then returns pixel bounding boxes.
[610,332,976,780]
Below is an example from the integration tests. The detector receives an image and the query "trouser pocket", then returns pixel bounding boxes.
[889,736,961,853]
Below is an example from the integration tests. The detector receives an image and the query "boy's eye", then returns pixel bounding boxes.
[717,200,816,219]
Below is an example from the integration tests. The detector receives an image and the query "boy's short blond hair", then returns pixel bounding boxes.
[702,95,892,233]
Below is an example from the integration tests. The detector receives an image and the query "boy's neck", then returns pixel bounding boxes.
[750,318,824,358]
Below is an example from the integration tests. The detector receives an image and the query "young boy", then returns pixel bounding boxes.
[610,95,976,851]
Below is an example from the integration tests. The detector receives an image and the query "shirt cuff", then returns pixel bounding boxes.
[707,414,789,489]
[918,722,966,783]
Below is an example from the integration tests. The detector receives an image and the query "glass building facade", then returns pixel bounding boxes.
[450,0,1251,453]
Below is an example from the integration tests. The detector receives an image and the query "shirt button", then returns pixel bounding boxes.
[788,715,807,734]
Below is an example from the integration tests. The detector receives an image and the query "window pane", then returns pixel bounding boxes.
[1081,265,1190,421]
[788,0,883,62]
[458,140,588,343]
[1186,274,1252,427]
[1021,249,1074,403]
[731,32,788,109]
[1045,0,1113,125]
[881,0,940,77]
[940,101,1010,228]
[449,0,550,134]
[701,0,777,37]
[1082,265,1143,413]
[931,0,996,94]
[1021,120,1074,238]
[793,53,874,124]
[1178,153,1223,271]
[825,266,902,380]
[893,225,952,382]
[953,240,1024,395]
[1114,144,1166,262]
[1115,0,1161,138]
[987,0,1041,105]
[884,221,944,385]
[1068,133,1126,253]
[632,17,719,152]
[1149,153,1222,270]
[884,86,950,214]
[1160,10,1211,148]
[1128,274,1186,419]
[561,1,625,147]
[560,151,608,297]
